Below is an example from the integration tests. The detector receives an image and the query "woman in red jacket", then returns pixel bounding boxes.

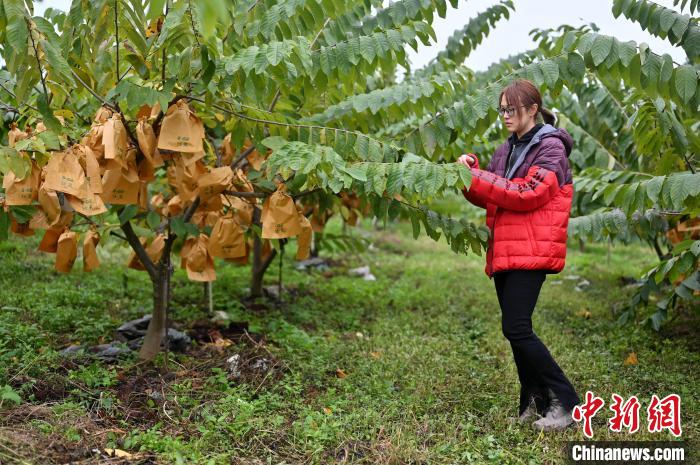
[458,79,580,431]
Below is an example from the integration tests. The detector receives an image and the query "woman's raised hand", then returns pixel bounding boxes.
[457,153,478,168]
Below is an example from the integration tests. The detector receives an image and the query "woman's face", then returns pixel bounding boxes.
[500,96,536,134]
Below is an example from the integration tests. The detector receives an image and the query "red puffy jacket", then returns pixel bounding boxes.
[462,125,574,278]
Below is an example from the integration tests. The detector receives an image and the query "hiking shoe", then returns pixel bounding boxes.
[532,393,574,431]
[507,397,540,424]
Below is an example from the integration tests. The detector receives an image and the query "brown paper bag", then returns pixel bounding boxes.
[3,161,40,205]
[38,185,62,226]
[262,184,302,239]
[192,211,220,229]
[181,150,205,166]
[101,168,140,205]
[94,106,113,124]
[43,151,87,198]
[151,193,165,214]
[208,215,246,258]
[30,209,51,230]
[296,210,312,260]
[184,234,216,282]
[232,168,255,194]
[102,114,128,164]
[172,158,206,201]
[226,195,254,226]
[226,239,250,265]
[247,148,267,171]
[222,133,234,166]
[10,215,34,237]
[136,118,163,168]
[310,206,331,233]
[83,229,100,272]
[66,191,108,216]
[165,195,184,216]
[8,123,29,147]
[38,227,64,253]
[127,234,165,270]
[55,230,78,273]
[180,236,197,270]
[157,100,205,153]
[200,194,223,212]
[77,145,103,194]
[198,166,233,199]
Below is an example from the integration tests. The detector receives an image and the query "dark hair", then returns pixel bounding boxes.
[499,79,556,126]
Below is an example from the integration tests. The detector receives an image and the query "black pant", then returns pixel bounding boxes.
[494,270,580,415]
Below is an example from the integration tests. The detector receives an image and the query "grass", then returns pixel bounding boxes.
[0,218,697,464]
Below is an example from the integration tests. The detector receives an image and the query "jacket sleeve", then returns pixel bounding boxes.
[461,154,494,209]
[464,141,565,212]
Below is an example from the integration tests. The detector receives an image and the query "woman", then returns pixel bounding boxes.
[458,79,580,431]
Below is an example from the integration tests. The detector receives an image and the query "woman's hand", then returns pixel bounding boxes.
[457,153,478,169]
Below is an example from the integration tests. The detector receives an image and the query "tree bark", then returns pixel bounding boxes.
[138,234,176,361]
[139,268,168,360]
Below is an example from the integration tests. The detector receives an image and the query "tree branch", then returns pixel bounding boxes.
[121,219,158,279]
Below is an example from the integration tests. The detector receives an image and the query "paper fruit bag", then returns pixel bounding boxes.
[55,230,78,273]
[38,227,64,253]
[184,234,216,282]
[66,191,108,216]
[228,196,253,226]
[101,168,140,205]
[3,161,40,205]
[83,229,100,272]
[102,114,129,165]
[209,215,246,258]
[43,151,87,198]
[157,100,205,153]
[296,210,312,260]
[198,166,233,199]
[136,118,163,168]
[262,184,302,239]
[38,185,62,226]
[127,234,165,270]
[8,122,29,147]
[10,215,34,237]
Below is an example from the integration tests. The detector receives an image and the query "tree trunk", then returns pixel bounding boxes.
[139,269,168,360]
[310,232,321,258]
[138,236,175,361]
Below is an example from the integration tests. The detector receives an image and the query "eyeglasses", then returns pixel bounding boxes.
[497,105,527,117]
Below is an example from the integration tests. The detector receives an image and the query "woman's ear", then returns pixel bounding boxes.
[529,104,539,118]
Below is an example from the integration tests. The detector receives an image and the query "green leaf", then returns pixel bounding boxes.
[146,211,161,229]
[40,39,75,84]
[171,217,187,236]
[261,136,287,151]
[0,210,10,242]
[119,205,139,225]
[539,59,559,87]
[674,65,698,104]
[266,42,287,66]
[36,94,63,134]
[590,35,614,66]
[1,385,21,405]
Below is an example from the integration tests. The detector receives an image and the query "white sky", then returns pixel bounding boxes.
[33,0,688,71]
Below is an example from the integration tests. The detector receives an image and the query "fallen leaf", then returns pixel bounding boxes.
[623,352,638,366]
[104,449,133,459]
[575,310,592,319]
[335,368,347,378]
